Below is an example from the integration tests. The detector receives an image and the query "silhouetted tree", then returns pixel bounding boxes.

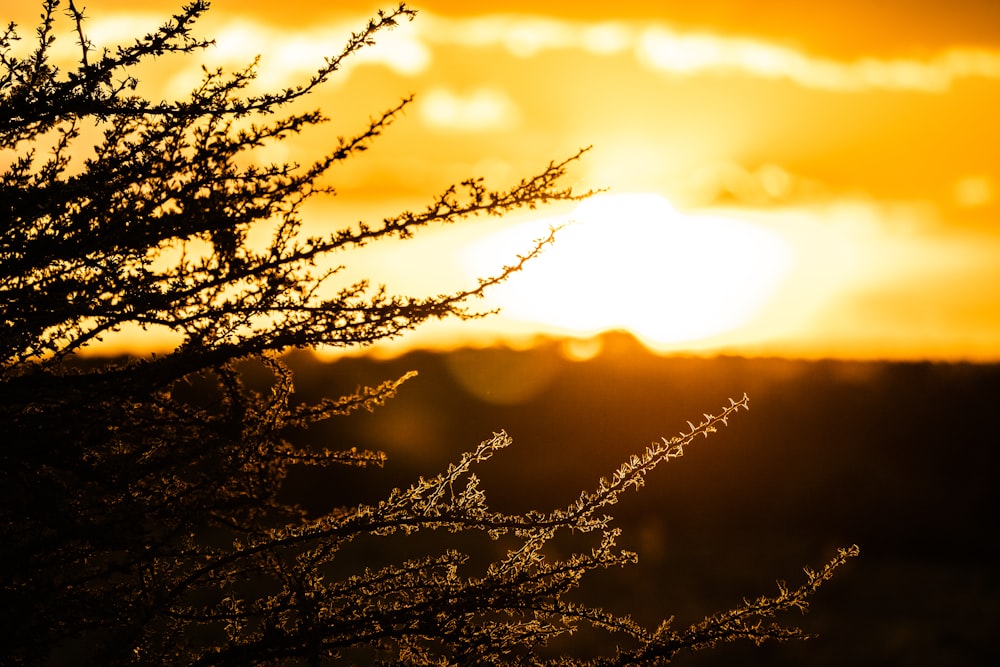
[1,2,856,664]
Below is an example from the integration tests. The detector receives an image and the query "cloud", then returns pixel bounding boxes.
[418,13,1000,93]
[637,27,1000,92]
[420,14,633,58]
[47,11,433,96]
[44,9,1000,96]
[418,87,521,132]
[953,175,996,208]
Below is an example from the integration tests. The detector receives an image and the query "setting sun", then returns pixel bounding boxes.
[464,193,793,346]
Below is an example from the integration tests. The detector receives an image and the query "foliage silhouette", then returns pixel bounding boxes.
[1,1,857,664]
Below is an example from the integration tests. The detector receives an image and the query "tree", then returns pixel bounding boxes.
[1,1,857,664]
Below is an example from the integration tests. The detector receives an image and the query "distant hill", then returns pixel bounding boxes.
[278,332,999,666]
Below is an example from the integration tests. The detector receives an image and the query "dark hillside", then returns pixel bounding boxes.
[280,332,998,665]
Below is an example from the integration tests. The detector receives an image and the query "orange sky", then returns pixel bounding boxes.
[4,0,1000,360]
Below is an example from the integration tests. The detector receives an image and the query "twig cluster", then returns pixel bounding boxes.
[1,3,856,664]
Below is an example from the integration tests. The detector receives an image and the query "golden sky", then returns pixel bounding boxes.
[4,0,1000,360]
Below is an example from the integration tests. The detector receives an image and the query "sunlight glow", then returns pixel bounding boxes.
[464,193,794,346]
[10,2,998,361]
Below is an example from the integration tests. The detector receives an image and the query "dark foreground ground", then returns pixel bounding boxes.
[280,332,998,666]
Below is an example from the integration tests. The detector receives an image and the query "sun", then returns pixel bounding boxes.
[464,192,794,347]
